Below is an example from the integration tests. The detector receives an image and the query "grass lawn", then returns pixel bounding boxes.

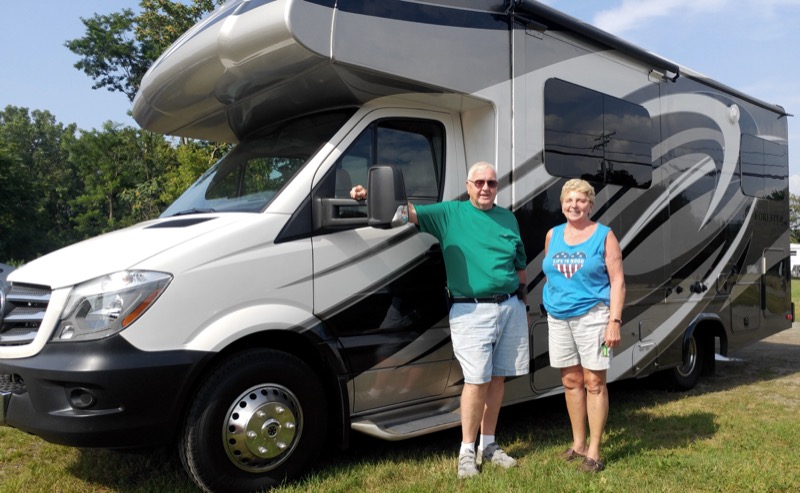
[3,337,800,493]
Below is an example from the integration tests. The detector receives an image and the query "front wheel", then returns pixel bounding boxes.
[179,349,327,493]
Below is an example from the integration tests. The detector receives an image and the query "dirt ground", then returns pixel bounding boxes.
[714,322,800,384]
[730,323,800,359]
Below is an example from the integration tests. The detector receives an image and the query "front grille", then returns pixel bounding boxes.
[0,283,51,346]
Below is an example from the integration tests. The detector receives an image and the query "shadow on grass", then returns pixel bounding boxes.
[302,335,800,484]
[66,336,799,491]
[301,386,717,485]
[69,446,197,493]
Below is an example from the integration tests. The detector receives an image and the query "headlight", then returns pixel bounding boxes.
[54,271,172,342]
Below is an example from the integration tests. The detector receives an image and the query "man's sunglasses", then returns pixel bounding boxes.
[468,179,498,189]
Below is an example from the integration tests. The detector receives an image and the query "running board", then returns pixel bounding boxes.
[351,400,462,441]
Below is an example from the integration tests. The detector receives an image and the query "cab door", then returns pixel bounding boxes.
[310,108,463,412]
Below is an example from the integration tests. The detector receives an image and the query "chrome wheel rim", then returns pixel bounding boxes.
[676,337,698,377]
[224,384,303,472]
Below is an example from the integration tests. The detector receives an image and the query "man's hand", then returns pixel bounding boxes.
[350,185,368,200]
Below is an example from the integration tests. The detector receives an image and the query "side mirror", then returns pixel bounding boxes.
[367,165,408,229]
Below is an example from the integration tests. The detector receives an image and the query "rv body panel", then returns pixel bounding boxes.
[1,1,790,490]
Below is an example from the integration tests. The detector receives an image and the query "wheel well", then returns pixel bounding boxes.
[178,330,348,451]
[688,319,726,375]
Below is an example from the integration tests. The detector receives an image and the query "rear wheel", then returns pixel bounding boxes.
[659,331,708,391]
[179,349,327,493]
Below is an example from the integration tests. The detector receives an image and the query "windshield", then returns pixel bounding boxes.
[162,109,355,217]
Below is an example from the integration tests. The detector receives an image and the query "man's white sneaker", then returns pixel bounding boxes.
[457,448,479,479]
[479,442,518,468]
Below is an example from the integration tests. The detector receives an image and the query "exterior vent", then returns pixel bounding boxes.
[146,217,215,229]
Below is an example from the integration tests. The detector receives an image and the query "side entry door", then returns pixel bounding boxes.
[311,109,457,413]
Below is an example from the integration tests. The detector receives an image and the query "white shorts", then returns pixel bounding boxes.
[449,297,530,384]
[547,303,611,371]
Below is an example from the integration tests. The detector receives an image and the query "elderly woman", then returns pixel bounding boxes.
[542,179,625,473]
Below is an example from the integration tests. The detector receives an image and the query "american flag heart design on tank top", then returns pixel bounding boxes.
[553,251,585,279]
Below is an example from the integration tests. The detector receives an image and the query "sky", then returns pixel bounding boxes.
[1,0,799,191]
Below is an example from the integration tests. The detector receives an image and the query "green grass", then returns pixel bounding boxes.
[2,344,800,493]
[792,278,800,308]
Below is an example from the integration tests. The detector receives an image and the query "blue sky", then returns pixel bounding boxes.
[0,1,142,129]
[2,0,799,191]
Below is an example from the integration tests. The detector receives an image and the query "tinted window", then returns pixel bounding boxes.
[740,133,787,200]
[313,118,445,231]
[544,78,654,188]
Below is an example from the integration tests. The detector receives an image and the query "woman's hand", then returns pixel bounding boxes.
[604,322,621,348]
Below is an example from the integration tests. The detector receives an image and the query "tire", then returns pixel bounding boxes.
[179,349,327,493]
[659,331,706,391]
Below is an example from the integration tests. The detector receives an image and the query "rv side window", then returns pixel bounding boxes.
[740,133,787,200]
[313,118,445,231]
[375,120,444,203]
[543,78,654,188]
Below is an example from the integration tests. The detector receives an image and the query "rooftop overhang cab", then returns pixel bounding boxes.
[131,0,456,143]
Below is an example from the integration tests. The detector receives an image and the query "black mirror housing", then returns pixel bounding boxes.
[367,165,408,229]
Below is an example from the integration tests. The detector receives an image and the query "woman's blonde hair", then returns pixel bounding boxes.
[560,179,595,204]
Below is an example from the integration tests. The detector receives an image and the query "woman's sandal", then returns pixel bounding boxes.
[560,448,585,462]
[577,457,605,473]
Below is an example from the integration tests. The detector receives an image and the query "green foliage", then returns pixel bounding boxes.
[136,0,221,57]
[65,0,223,101]
[0,105,220,262]
[0,145,32,259]
[0,106,80,260]
[1,1,232,263]
[66,123,173,235]
[790,193,800,243]
[160,139,229,203]
[64,9,145,102]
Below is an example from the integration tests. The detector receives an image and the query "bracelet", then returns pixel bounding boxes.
[525,305,531,312]
[612,318,622,325]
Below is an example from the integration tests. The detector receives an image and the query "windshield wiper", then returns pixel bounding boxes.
[171,208,216,217]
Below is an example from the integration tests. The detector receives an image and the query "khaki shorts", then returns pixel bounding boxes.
[547,303,611,371]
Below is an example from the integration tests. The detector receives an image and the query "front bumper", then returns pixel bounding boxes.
[0,335,211,448]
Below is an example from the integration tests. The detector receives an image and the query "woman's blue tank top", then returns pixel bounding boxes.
[542,223,611,319]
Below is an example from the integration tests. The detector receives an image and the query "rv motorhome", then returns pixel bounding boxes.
[0,1,792,492]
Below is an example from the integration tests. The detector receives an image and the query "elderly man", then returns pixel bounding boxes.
[352,162,529,479]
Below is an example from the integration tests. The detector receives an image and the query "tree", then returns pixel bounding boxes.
[66,0,223,102]
[1,2,236,262]
[65,0,228,219]
[66,123,181,237]
[0,106,80,261]
[0,145,36,262]
[159,139,228,202]
[790,193,800,243]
